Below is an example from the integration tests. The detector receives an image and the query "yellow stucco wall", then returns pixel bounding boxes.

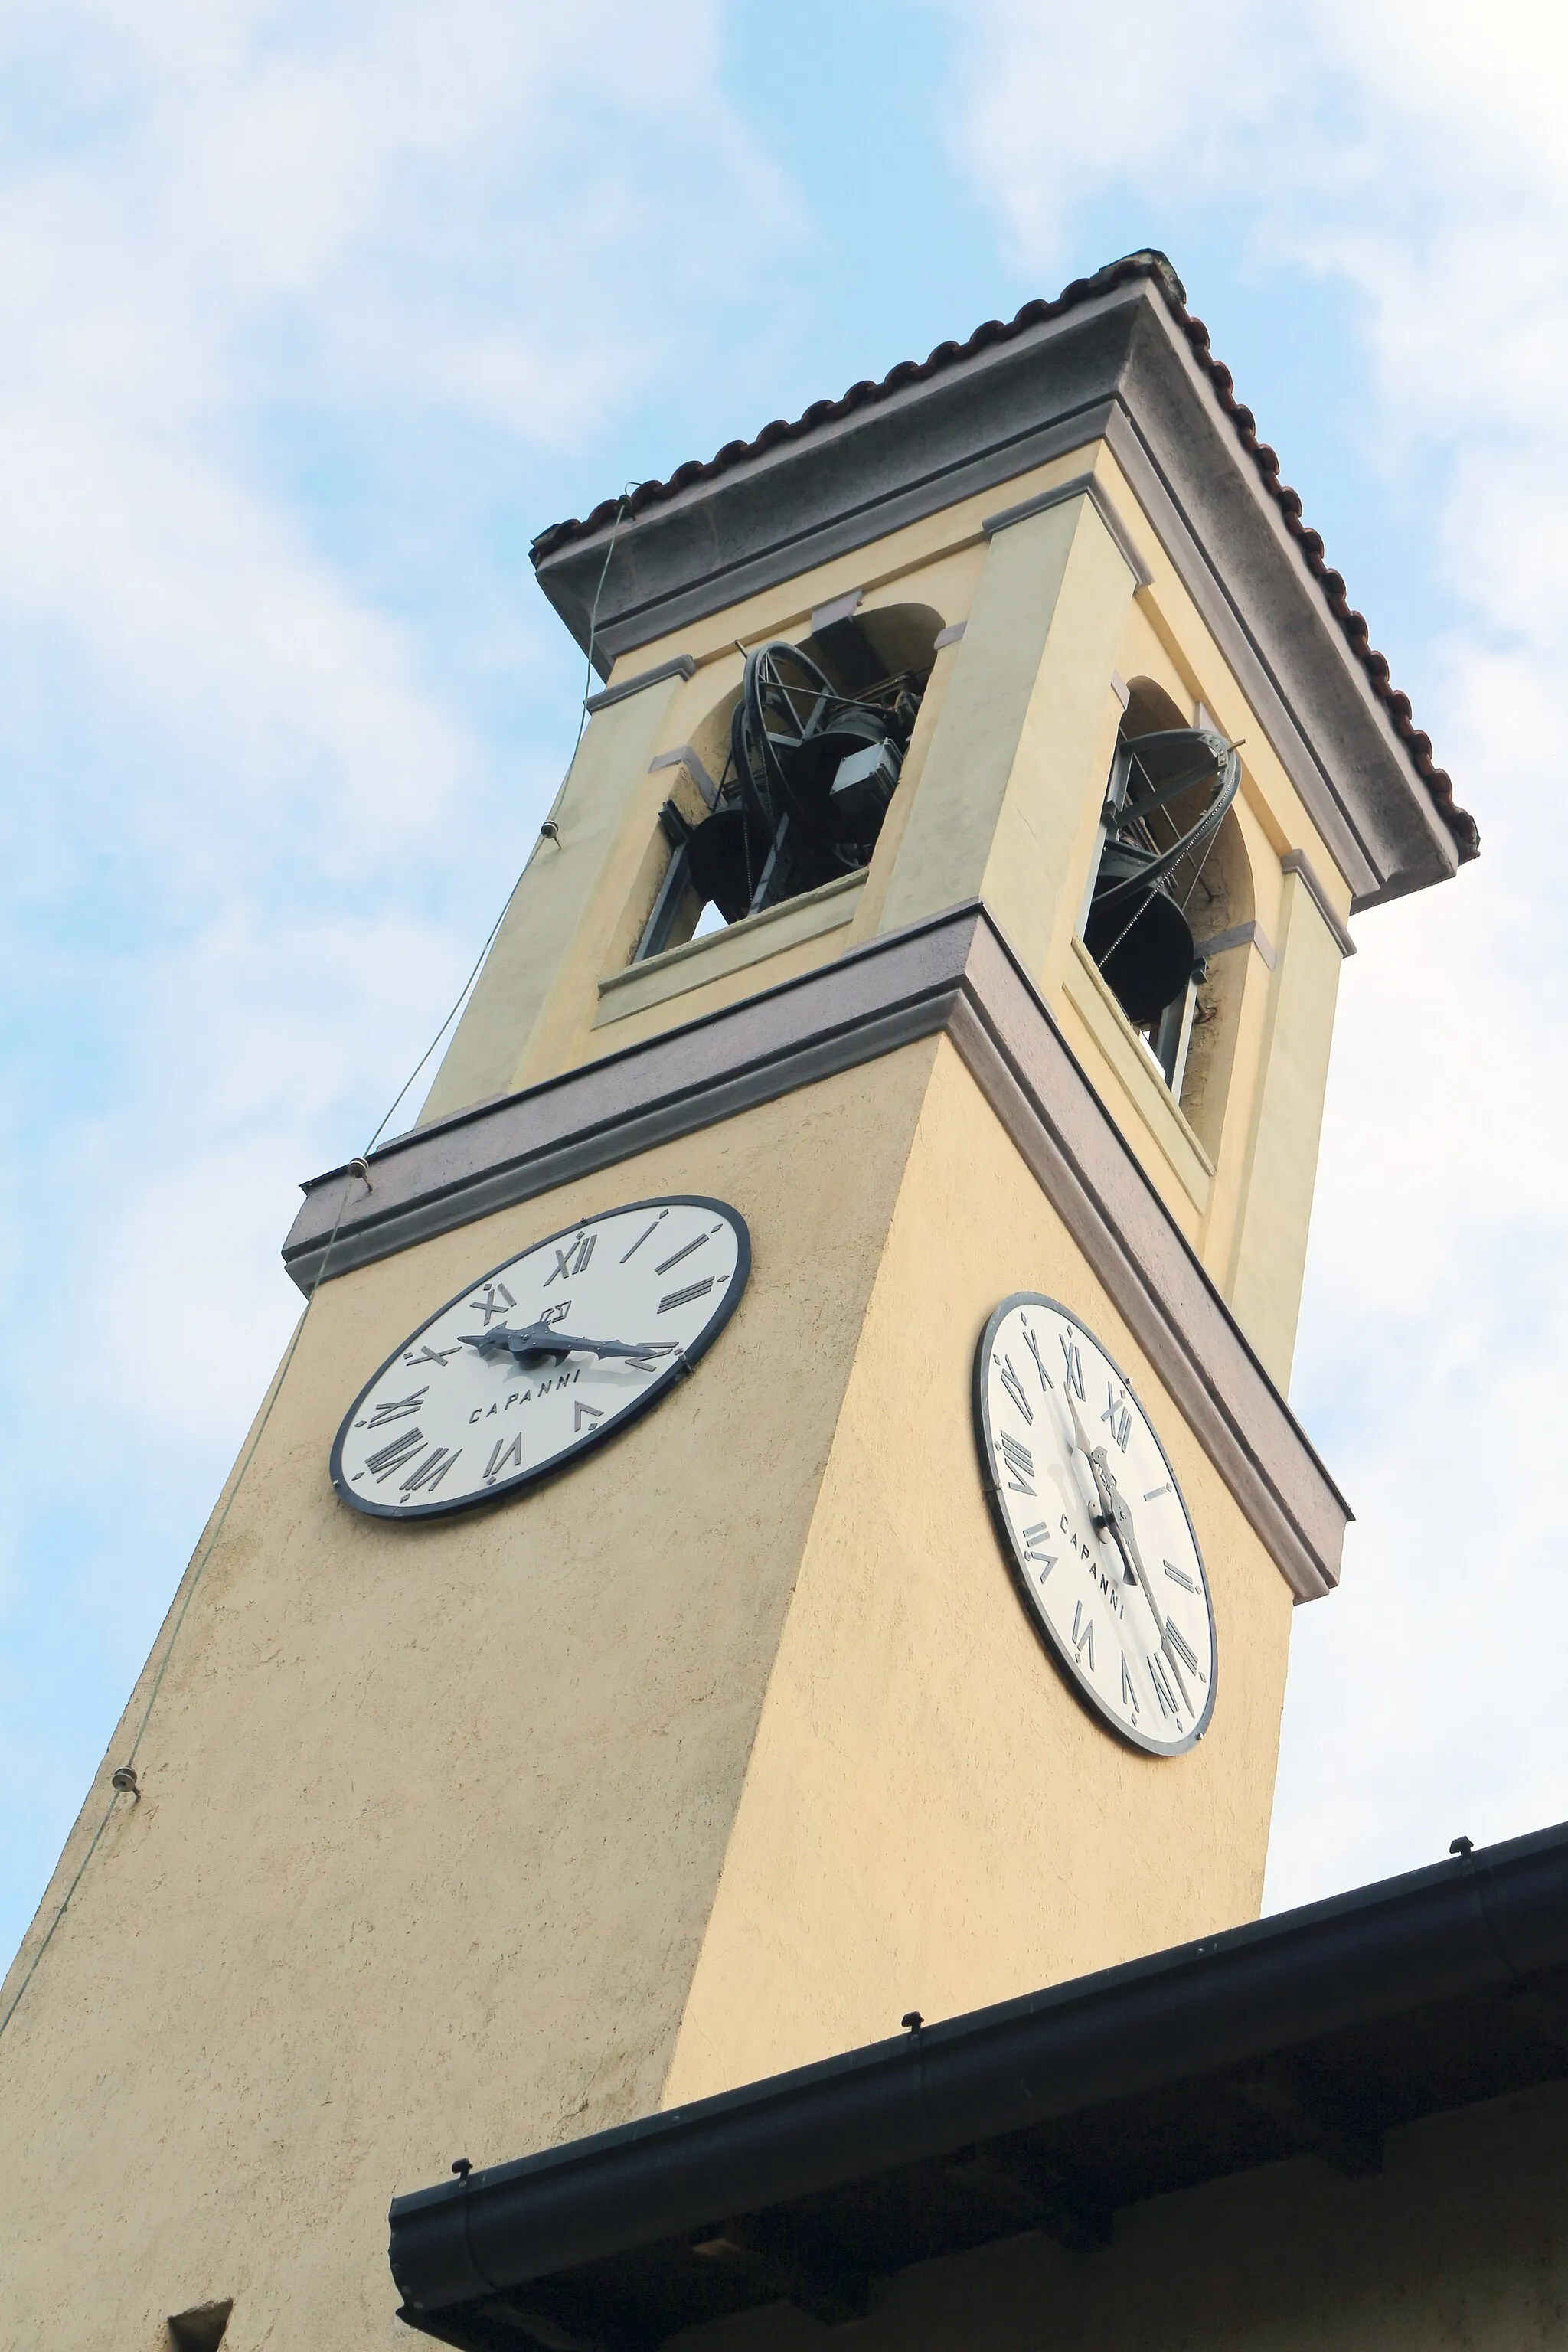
[874,494,1131,965]
[411,439,1354,1400]
[662,1040,1293,2105]
[0,1047,939,2352]
[0,1024,1305,2349]
[1226,864,1348,1378]
[419,665,691,1129]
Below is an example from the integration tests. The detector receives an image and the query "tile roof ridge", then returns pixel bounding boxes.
[531,252,1476,866]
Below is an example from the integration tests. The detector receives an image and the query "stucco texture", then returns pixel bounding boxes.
[0,1043,938,2352]
[663,1038,1294,2105]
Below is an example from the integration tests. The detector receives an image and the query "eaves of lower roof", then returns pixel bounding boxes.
[529,251,1475,871]
[388,1818,1568,2344]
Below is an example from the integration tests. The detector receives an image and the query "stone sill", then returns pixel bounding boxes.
[594,870,867,1027]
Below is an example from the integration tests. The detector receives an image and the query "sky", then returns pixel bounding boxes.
[3,0,1567,1972]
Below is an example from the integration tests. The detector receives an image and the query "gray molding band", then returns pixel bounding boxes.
[647,742,720,808]
[1200,920,1276,971]
[544,385,1119,670]
[809,587,863,633]
[283,903,1348,1602]
[1282,848,1357,956]
[983,472,1153,591]
[583,653,697,714]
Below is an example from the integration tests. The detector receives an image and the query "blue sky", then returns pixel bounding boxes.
[4,0,1566,1970]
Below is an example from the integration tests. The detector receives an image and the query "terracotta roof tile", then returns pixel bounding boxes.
[532,253,1475,864]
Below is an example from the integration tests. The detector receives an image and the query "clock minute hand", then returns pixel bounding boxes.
[1064,1387,1187,1699]
[1096,1457,1197,1717]
[560,1333,678,1361]
[459,1323,677,1366]
[1059,1387,1164,1716]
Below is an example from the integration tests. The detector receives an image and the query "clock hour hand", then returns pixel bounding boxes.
[459,1323,676,1367]
[1061,1390,1133,1579]
[1064,1393,1194,1697]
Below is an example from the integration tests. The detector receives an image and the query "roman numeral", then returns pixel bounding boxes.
[996,1432,1035,1493]
[620,1211,668,1263]
[1164,1616,1200,1674]
[545,1233,596,1286]
[400,1446,461,1494]
[1101,1383,1132,1451]
[1021,1324,1054,1393]
[1144,1482,1172,1502]
[483,1434,524,1484]
[655,1233,708,1276]
[1147,1650,1181,1720]
[1121,1656,1140,1713]
[469,1282,515,1325]
[1163,1558,1197,1592]
[1059,1333,1086,1400]
[403,1345,462,1370]
[367,1389,428,1428]
[365,1428,426,1480]
[1070,1602,1096,1670]
[658,1277,715,1314]
[574,1400,604,1433]
[1019,1521,1056,1576]
[997,1354,1032,1424]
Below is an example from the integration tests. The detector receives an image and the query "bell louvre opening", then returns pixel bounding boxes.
[1081,698,1240,1097]
[632,606,939,962]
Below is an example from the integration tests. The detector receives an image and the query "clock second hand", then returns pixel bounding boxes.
[1062,1389,1194,1720]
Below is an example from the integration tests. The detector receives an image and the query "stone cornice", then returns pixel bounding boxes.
[532,271,1462,908]
[284,906,1349,1603]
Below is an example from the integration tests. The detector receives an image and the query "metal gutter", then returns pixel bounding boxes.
[388,1818,1568,2327]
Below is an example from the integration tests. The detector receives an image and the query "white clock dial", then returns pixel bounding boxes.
[332,1196,749,1520]
[974,1295,1216,1756]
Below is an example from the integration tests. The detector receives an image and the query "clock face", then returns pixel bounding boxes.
[974,1295,1216,1756]
[332,1196,749,1521]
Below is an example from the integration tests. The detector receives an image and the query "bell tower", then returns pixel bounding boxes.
[0,253,1473,2352]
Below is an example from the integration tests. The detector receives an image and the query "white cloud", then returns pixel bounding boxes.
[8,0,1566,1975]
[0,0,805,1961]
[939,0,1568,1903]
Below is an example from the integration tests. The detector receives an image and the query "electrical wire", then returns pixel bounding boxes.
[361,873,524,1159]
[569,488,635,763]
[365,495,634,1158]
[2,508,644,2044]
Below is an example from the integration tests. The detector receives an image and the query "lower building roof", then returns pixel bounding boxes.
[387,1818,1568,2347]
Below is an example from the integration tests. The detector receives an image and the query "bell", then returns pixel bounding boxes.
[686,805,768,925]
[1083,880,1196,1030]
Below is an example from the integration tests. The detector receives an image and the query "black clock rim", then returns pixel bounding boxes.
[329,1194,751,1521]
[972,1292,1218,1759]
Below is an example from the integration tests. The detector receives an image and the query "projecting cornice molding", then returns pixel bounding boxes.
[533,269,1462,910]
[284,906,1349,1604]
